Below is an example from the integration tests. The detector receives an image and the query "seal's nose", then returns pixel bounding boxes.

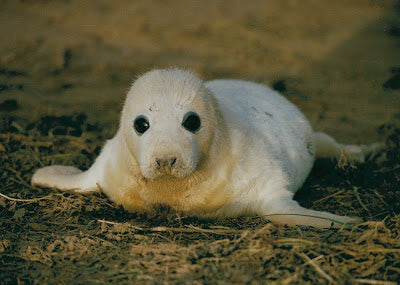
[155,157,177,168]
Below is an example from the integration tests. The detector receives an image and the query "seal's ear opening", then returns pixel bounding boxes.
[182,112,201,133]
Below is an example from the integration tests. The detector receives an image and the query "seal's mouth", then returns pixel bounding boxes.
[145,169,192,181]
[152,169,176,179]
[139,164,193,181]
[139,153,197,181]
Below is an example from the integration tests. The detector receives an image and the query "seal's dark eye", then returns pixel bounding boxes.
[182,112,201,133]
[134,116,150,135]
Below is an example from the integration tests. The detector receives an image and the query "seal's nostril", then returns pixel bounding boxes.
[155,158,176,168]
[171,157,177,166]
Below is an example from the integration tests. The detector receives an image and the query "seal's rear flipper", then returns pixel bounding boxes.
[31,165,98,193]
[313,132,383,163]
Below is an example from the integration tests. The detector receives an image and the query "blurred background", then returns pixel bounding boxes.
[0,0,399,142]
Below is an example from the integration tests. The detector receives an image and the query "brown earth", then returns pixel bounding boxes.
[0,0,399,284]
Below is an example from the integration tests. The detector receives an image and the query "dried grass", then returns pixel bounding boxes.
[0,118,399,284]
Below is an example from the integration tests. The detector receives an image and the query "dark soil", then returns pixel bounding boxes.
[0,115,399,284]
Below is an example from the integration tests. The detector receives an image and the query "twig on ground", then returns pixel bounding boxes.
[298,252,334,283]
[353,187,370,213]
[314,189,345,204]
[353,279,397,285]
[0,191,60,203]
[96,219,244,235]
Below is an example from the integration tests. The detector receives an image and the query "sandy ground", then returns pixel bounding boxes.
[0,0,399,284]
[1,0,399,141]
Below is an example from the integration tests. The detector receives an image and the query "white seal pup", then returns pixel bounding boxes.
[32,69,380,228]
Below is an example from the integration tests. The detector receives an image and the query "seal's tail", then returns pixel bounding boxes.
[313,132,383,163]
[31,165,98,193]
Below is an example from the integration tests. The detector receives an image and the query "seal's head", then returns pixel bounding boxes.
[121,69,219,181]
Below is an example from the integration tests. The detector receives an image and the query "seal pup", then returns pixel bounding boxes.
[32,69,380,228]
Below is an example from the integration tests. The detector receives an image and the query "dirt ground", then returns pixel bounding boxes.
[0,0,399,284]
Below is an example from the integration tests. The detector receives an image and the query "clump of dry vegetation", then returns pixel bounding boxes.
[0,114,399,284]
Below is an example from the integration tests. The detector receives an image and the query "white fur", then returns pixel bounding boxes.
[32,69,381,228]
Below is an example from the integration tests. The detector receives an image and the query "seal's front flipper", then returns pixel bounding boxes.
[262,197,361,228]
[32,165,98,193]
